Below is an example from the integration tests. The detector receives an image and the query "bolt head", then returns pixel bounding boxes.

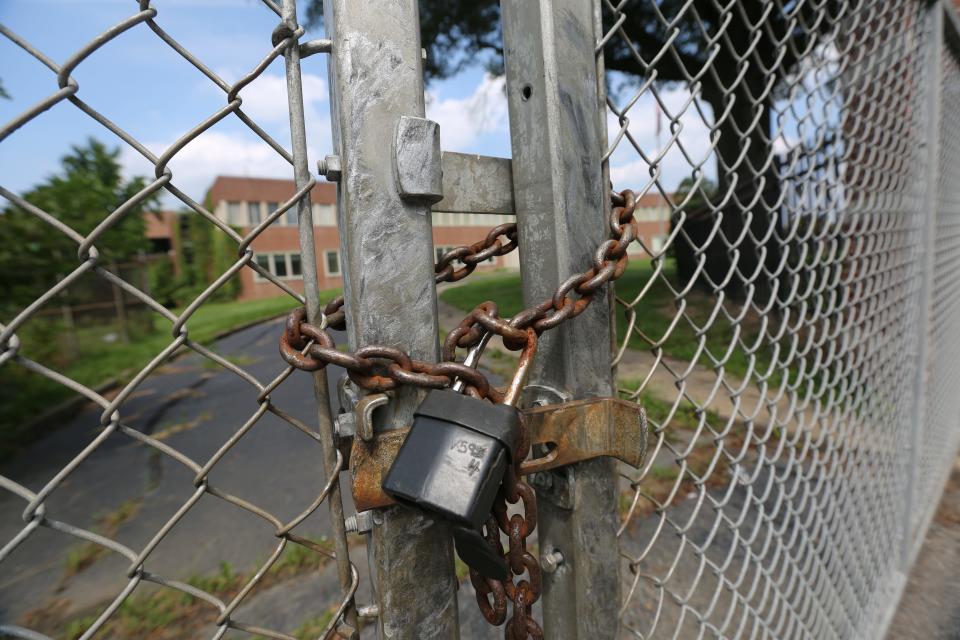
[541,549,564,573]
[335,621,358,640]
[335,412,356,439]
[529,472,554,491]
[323,154,342,182]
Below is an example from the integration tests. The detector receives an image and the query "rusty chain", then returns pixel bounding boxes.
[311,222,519,340]
[280,193,636,396]
[280,189,638,637]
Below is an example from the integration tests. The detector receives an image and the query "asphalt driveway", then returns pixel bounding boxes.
[0,317,502,638]
[0,318,350,625]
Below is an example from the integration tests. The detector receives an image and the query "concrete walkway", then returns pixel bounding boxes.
[887,459,960,640]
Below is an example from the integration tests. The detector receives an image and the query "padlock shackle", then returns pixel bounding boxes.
[503,329,537,407]
[451,330,493,393]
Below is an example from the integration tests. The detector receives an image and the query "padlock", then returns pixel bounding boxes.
[382,330,535,580]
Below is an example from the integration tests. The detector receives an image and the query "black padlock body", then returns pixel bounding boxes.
[382,389,520,531]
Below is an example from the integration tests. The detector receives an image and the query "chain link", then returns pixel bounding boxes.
[281,191,637,392]
[315,222,519,338]
[280,190,638,636]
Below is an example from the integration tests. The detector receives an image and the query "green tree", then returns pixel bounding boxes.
[673,176,716,215]
[308,1,828,179]
[0,138,159,310]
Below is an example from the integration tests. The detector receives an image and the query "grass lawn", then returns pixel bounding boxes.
[441,260,778,386]
[0,291,340,461]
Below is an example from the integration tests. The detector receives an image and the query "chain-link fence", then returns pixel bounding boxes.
[0,1,356,638]
[607,0,960,637]
[2,0,960,638]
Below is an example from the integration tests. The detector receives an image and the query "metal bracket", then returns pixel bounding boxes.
[394,116,443,204]
[354,393,389,442]
[520,397,647,475]
[349,397,648,511]
[336,390,389,464]
[337,377,360,413]
[431,152,515,215]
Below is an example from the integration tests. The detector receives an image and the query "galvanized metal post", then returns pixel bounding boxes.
[500,0,621,637]
[281,0,358,634]
[321,1,460,638]
[901,0,943,570]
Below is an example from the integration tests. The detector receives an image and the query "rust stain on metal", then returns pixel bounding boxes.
[520,397,647,475]
[350,429,408,511]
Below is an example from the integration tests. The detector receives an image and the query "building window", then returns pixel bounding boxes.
[249,203,262,226]
[284,204,297,226]
[314,203,336,226]
[652,235,665,253]
[266,201,279,222]
[273,254,288,277]
[253,252,305,281]
[227,201,245,225]
[325,250,341,276]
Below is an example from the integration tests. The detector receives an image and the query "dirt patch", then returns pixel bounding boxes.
[887,460,960,640]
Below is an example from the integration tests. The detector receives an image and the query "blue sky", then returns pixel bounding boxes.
[0,0,709,207]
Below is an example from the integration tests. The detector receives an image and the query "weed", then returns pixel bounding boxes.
[63,497,142,578]
[1,291,341,460]
[45,538,340,640]
[151,411,213,441]
[649,465,681,482]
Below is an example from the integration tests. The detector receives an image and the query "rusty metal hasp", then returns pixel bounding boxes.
[349,396,648,511]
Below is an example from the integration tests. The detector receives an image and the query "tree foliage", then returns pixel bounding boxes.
[307,1,839,298]
[0,139,158,310]
[307,1,830,89]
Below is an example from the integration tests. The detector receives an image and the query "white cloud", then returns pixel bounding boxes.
[234,72,329,128]
[121,130,320,207]
[606,86,716,192]
[426,74,508,151]
[121,71,332,206]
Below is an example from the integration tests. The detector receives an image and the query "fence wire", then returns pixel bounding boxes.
[911,31,960,554]
[603,0,958,638]
[0,2,355,639]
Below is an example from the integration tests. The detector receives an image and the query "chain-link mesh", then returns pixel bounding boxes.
[0,2,356,639]
[602,0,958,637]
[911,32,960,552]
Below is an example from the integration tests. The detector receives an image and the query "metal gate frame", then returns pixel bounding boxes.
[320,0,460,637]
[499,1,621,637]
[318,0,622,637]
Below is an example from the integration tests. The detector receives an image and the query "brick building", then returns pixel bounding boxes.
[206,176,519,300]
[143,210,178,255]
[629,192,672,254]
[146,178,672,301]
